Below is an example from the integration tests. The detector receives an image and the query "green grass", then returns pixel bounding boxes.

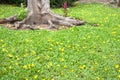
[0,3,120,80]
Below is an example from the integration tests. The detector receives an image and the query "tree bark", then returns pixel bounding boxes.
[117,0,120,7]
[0,0,85,30]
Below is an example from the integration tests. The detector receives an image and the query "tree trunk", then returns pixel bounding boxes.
[117,0,120,7]
[0,0,85,30]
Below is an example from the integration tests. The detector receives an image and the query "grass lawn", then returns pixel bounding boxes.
[0,3,120,80]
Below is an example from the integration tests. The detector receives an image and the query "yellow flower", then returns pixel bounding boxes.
[60,58,65,62]
[103,56,107,59]
[103,41,106,44]
[25,78,29,80]
[2,48,8,52]
[34,75,38,79]
[118,75,120,79]
[64,65,67,68]
[0,39,4,42]
[56,42,59,45]
[9,66,12,69]
[60,43,63,45]
[80,65,86,69]
[28,64,31,69]
[2,44,6,48]
[15,62,19,65]
[115,64,119,68]
[17,57,20,60]
[32,51,36,55]
[23,65,27,69]
[23,53,28,57]
[70,69,74,72]
[118,70,120,72]
[49,48,53,51]
[49,62,53,66]
[112,32,117,34]
[88,35,91,38]
[48,39,52,42]
[71,29,74,32]
[7,54,13,58]
[51,78,54,80]
[31,63,35,67]
[96,77,100,80]
[76,75,78,77]
[57,64,60,67]
[61,48,65,52]
[50,44,54,47]
[104,68,108,71]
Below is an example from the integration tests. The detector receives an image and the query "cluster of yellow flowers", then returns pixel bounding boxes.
[80,65,86,69]
[23,63,36,69]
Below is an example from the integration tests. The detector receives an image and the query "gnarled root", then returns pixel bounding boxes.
[0,11,85,30]
[0,15,18,24]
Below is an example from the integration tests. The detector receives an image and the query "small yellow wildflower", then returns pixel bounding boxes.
[49,48,53,51]
[34,75,38,79]
[60,58,65,62]
[112,32,117,34]
[23,53,28,57]
[88,35,91,38]
[15,62,19,65]
[118,70,120,72]
[96,77,100,80]
[104,68,108,71]
[115,64,119,68]
[2,44,6,48]
[56,42,59,45]
[49,62,53,66]
[71,29,74,32]
[70,69,74,72]
[28,64,31,69]
[57,64,60,67]
[2,48,8,52]
[80,65,86,69]
[103,41,106,44]
[48,39,52,42]
[118,75,120,79]
[76,75,78,77]
[9,66,12,69]
[63,65,67,68]
[23,65,27,69]
[61,48,65,52]
[7,54,13,58]
[25,78,29,80]
[50,44,54,47]
[16,57,20,60]
[103,56,107,59]
[32,50,36,55]
[31,63,35,67]
[60,43,63,45]
[0,39,4,42]
[51,78,54,80]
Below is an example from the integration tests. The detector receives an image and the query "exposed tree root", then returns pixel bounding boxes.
[13,12,85,29]
[0,15,18,24]
[0,11,85,30]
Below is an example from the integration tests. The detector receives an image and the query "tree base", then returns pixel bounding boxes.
[0,11,85,30]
